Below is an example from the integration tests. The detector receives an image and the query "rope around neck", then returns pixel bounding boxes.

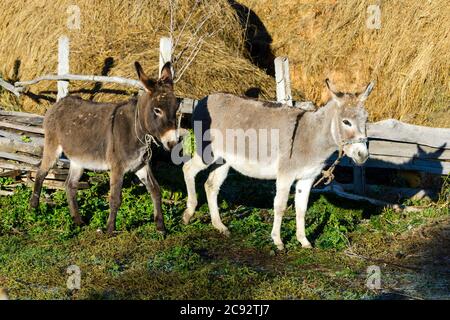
[313,144,344,188]
[313,137,368,188]
[134,101,160,161]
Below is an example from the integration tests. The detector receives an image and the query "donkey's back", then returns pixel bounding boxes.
[204,93,300,133]
[194,93,303,175]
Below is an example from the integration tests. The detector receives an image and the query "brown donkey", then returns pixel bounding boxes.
[30,62,179,234]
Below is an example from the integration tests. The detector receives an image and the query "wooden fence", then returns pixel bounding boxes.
[0,36,449,195]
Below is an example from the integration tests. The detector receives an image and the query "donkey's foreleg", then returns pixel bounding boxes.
[271,176,295,250]
[66,163,85,226]
[135,164,165,233]
[182,154,208,224]
[205,164,230,236]
[106,167,124,234]
[295,178,314,248]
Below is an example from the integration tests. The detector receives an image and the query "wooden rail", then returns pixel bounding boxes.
[0,107,448,172]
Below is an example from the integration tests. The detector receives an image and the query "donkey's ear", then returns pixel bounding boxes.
[135,61,156,93]
[159,61,173,87]
[325,78,343,103]
[358,81,375,102]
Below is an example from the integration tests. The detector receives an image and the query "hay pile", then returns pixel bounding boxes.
[0,0,276,113]
[241,0,450,126]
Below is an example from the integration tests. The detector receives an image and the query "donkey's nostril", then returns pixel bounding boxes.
[167,141,177,150]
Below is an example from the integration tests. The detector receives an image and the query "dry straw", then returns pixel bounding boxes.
[0,0,448,127]
[0,0,276,114]
[241,0,449,127]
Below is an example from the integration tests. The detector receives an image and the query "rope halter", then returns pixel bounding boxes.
[313,137,368,187]
[134,102,160,162]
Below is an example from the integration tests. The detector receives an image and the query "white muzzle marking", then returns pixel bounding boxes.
[345,142,369,165]
[160,129,178,150]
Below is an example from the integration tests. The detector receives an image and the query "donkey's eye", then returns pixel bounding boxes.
[343,120,352,127]
[153,108,163,117]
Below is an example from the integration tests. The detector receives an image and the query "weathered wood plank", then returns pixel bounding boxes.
[178,98,197,114]
[30,171,68,181]
[0,152,41,166]
[0,137,43,155]
[15,74,143,90]
[338,183,438,201]
[275,57,293,106]
[57,35,70,101]
[159,37,173,78]
[0,110,44,119]
[367,119,450,149]
[0,115,43,126]
[333,155,450,175]
[0,78,21,97]
[0,159,37,171]
[0,159,68,174]
[0,121,44,134]
[312,184,422,212]
[0,129,44,145]
[369,140,450,160]
[0,170,20,178]
[22,178,89,190]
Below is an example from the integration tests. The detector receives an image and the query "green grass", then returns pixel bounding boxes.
[0,165,448,299]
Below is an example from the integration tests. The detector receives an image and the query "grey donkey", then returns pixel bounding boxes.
[30,62,180,234]
[182,79,374,249]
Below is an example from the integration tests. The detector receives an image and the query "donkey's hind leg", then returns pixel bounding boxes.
[204,163,230,236]
[30,143,61,209]
[182,154,208,224]
[65,163,85,226]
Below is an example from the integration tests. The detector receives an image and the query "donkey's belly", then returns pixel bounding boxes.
[69,157,110,171]
[66,147,146,172]
[231,164,277,180]
[225,157,278,180]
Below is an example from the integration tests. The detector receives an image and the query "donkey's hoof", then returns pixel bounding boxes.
[275,243,285,251]
[73,218,85,226]
[106,225,115,236]
[156,226,167,237]
[298,238,312,248]
[218,227,230,237]
[182,210,193,225]
[301,242,312,249]
[29,199,39,210]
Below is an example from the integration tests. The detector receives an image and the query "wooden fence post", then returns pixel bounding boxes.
[159,37,173,77]
[57,35,70,101]
[274,57,293,106]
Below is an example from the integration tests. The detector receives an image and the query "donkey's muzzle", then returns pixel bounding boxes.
[353,148,369,165]
[160,129,178,151]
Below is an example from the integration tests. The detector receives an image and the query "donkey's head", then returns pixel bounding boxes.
[135,61,179,150]
[326,79,375,165]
